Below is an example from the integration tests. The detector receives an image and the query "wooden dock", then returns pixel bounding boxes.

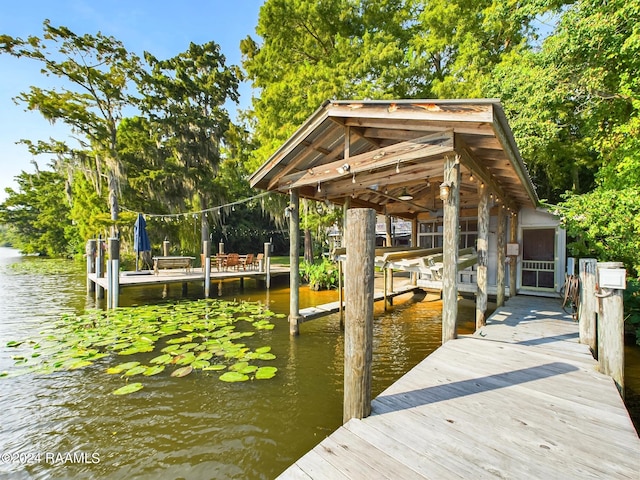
[299,283,422,322]
[278,295,640,479]
[87,265,290,290]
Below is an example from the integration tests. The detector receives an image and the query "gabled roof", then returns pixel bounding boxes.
[250,99,538,218]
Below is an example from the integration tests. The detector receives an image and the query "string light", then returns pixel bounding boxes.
[317,181,322,192]
[352,173,356,184]
[121,191,269,220]
[395,160,400,174]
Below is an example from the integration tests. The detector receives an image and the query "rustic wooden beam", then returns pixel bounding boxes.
[496,206,506,307]
[476,182,489,329]
[289,189,301,335]
[365,188,436,213]
[343,117,495,136]
[442,154,460,343]
[276,131,454,191]
[343,208,375,423]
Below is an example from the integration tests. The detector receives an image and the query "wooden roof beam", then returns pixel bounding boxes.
[276,131,454,191]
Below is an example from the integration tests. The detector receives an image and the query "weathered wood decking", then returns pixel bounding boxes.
[278,295,640,479]
[299,283,422,322]
[87,265,290,291]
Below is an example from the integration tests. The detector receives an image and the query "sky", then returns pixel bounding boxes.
[0,0,264,201]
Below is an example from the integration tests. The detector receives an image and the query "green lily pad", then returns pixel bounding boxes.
[143,365,165,376]
[239,365,258,374]
[202,364,226,371]
[124,365,148,376]
[171,366,193,377]
[258,353,277,360]
[68,360,93,370]
[150,353,172,365]
[112,383,144,395]
[191,360,210,369]
[6,340,23,348]
[255,366,278,380]
[106,361,140,374]
[255,346,271,354]
[219,371,249,382]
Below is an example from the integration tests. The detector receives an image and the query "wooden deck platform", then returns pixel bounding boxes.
[299,283,422,322]
[88,265,290,290]
[278,295,640,479]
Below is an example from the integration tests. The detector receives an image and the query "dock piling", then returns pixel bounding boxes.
[343,208,375,423]
[108,237,120,308]
[596,261,626,397]
[86,239,96,294]
[203,240,211,298]
[579,258,597,353]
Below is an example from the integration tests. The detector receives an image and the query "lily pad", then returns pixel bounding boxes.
[202,364,226,371]
[143,365,165,376]
[112,383,144,395]
[191,360,210,369]
[106,361,140,374]
[150,353,172,365]
[255,346,271,354]
[255,366,278,380]
[258,353,277,360]
[171,366,193,377]
[219,371,249,382]
[124,365,148,376]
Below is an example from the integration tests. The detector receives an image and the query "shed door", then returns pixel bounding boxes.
[521,228,556,290]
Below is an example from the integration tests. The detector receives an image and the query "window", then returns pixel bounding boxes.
[418,219,478,250]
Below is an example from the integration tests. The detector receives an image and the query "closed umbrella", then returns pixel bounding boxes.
[133,213,151,271]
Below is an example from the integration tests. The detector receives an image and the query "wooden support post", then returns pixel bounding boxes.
[338,259,344,328]
[579,258,597,353]
[496,205,506,307]
[509,212,518,297]
[86,239,97,294]
[108,237,120,309]
[106,261,112,309]
[163,239,170,256]
[411,218,418,285]
[289,190,301,335]
[596,262,626,397]
[203,240,211,298]
[218,242,225,255]
[182,282,188,296]
[95,237,105,300]
[265,242,272,289]
[476,183,489,330]
[442,155,460,343]
[385,215,393,308]
[383,268,388,311]
[343,208,375,423]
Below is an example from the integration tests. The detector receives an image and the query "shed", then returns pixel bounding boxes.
[250,99,565,336]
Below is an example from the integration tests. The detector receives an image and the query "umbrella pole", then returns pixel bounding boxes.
[136,253,139,272]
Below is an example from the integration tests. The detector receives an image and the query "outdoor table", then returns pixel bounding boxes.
[152,256,195,275]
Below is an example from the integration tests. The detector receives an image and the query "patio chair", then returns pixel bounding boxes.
[226,253,240,271]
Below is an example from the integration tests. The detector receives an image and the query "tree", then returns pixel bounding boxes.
[0,20,142,228]
[139,42,241,244]
[0,169,77,256]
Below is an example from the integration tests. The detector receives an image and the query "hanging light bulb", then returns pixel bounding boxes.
[469,171,474,182]
[395,160,400,174]
[317,181,321,192]
[426,177,431,187]
[352,173,356,184]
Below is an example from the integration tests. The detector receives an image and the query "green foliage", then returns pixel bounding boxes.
[624,278,640,345]
[0,170,77,257]
[554,188,640,277]
[300,258,339,290]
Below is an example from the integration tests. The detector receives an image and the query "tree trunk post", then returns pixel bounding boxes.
[476,183,489,330]
[338,259,344,328]
[442,155,460,343]
[411,218,418,285]
[496,205,506,307]
[596,262,626,397]
[509,212,518,297]
[385,215,393,308]
[203,240,211,298]
[343,208,375,423]
[579,258,597,353]
[86,239,97,295]
[289,189,301,335]
[108,237,120,309]
[95,237,105,300]
[265,242,272,290]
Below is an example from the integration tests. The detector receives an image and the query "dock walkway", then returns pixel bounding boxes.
[278,295,640,479]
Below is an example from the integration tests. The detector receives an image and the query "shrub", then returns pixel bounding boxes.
[300,258,339,290]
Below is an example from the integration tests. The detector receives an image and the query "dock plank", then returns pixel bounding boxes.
[278,296,640,479]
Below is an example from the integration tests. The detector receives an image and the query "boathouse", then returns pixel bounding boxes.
[249,99,565,334]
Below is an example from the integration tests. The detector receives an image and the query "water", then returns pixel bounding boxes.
[1,247,638,479]
[0,248,476,479]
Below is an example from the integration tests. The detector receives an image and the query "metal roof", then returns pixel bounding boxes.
[250,99,538,219]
